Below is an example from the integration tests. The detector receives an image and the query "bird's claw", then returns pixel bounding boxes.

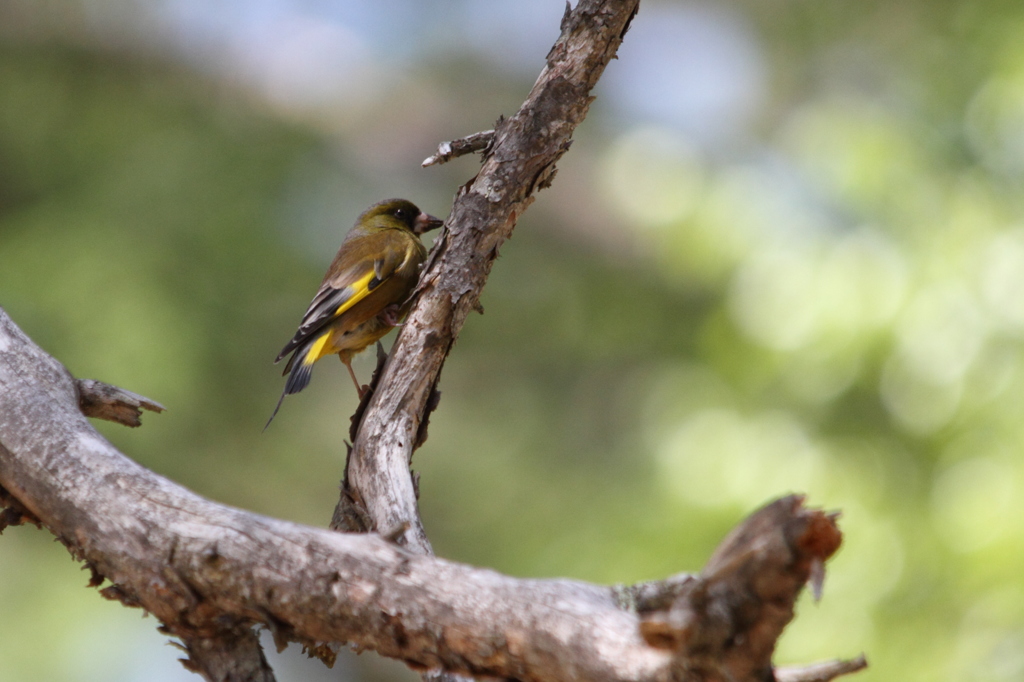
[378,304,405,327]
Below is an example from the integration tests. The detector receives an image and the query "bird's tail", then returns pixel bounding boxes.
[264,339,319,430]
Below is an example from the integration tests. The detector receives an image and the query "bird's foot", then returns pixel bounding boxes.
[378,304,405,327]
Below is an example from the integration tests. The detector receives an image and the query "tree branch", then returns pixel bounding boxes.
[76,378,166,427]
[178,628,276,682]
[420,130,495,167]
[0,308,861,682]
[337,0,641,552]
[775,655,868,682]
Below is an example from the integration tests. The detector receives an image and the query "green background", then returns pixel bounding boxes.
[1,1,1022,680]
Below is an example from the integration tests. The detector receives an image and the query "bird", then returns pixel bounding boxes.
[266,198,443,427]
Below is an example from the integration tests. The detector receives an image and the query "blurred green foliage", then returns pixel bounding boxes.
[2,1,1024,681]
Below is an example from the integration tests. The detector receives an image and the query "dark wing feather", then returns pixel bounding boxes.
[274,230,415,363]
[274,265,379,363]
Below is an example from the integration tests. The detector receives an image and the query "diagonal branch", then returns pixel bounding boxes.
[0,308,861,682]
[336,0,641,553]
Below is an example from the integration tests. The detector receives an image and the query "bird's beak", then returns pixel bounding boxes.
[413,212,444,235]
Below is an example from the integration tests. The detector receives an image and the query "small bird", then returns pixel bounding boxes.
[266,198,443,427]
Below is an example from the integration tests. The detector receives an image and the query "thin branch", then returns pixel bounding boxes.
[775,656,869,682]
[421,130,495,167]
[77,378,166,427]
[0,308,858,682]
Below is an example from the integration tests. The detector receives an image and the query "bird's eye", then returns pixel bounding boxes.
[395,208,408,219]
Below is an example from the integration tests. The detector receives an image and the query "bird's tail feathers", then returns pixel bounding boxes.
[285,355,314,395]
[264,341,319,430]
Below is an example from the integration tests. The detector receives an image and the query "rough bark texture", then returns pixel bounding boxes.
[179,628,276,682]
[76,378,166,427]
[335,0,642,552]
[0,309,863,682]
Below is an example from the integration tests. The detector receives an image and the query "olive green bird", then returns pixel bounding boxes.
[266,198,443,427]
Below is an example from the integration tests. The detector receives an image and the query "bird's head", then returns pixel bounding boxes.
[359,199,444,236]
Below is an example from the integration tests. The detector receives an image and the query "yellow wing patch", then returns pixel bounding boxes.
[303,332,332,365]
[302,269,381,366]
[334,269,377,317]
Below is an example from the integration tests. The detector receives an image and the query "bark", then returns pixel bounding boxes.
[335,0,642,552]
[420,130,495,168]
[76,378,165,427]
[178,629,276,682]
[775,657,868,682]
[0,309,863,682]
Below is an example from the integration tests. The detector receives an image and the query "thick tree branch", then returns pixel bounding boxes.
[0,308,861,682]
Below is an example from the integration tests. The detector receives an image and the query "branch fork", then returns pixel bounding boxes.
[0,1,868,681]
[0,321,861,680]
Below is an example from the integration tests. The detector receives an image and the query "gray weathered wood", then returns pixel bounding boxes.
[77,378,166,427]
[776,656,868,682]
[0,308,861,682]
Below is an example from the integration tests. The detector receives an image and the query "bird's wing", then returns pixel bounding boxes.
[275,236,413,363]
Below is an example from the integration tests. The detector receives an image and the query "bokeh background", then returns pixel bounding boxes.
[2,0,1023,680]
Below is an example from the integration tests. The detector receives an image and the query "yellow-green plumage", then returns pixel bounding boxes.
[266,198,442,427]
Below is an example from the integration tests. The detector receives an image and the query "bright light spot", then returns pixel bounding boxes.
[880,353,963,435]
[730,247,818,350]
[657,409,822,507]
[896,282,989,385]
[601,127,705,228]
[816,229,908,333]
[728,227,906,353]
[931,457,1017,552]
[980,229,1024,331]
